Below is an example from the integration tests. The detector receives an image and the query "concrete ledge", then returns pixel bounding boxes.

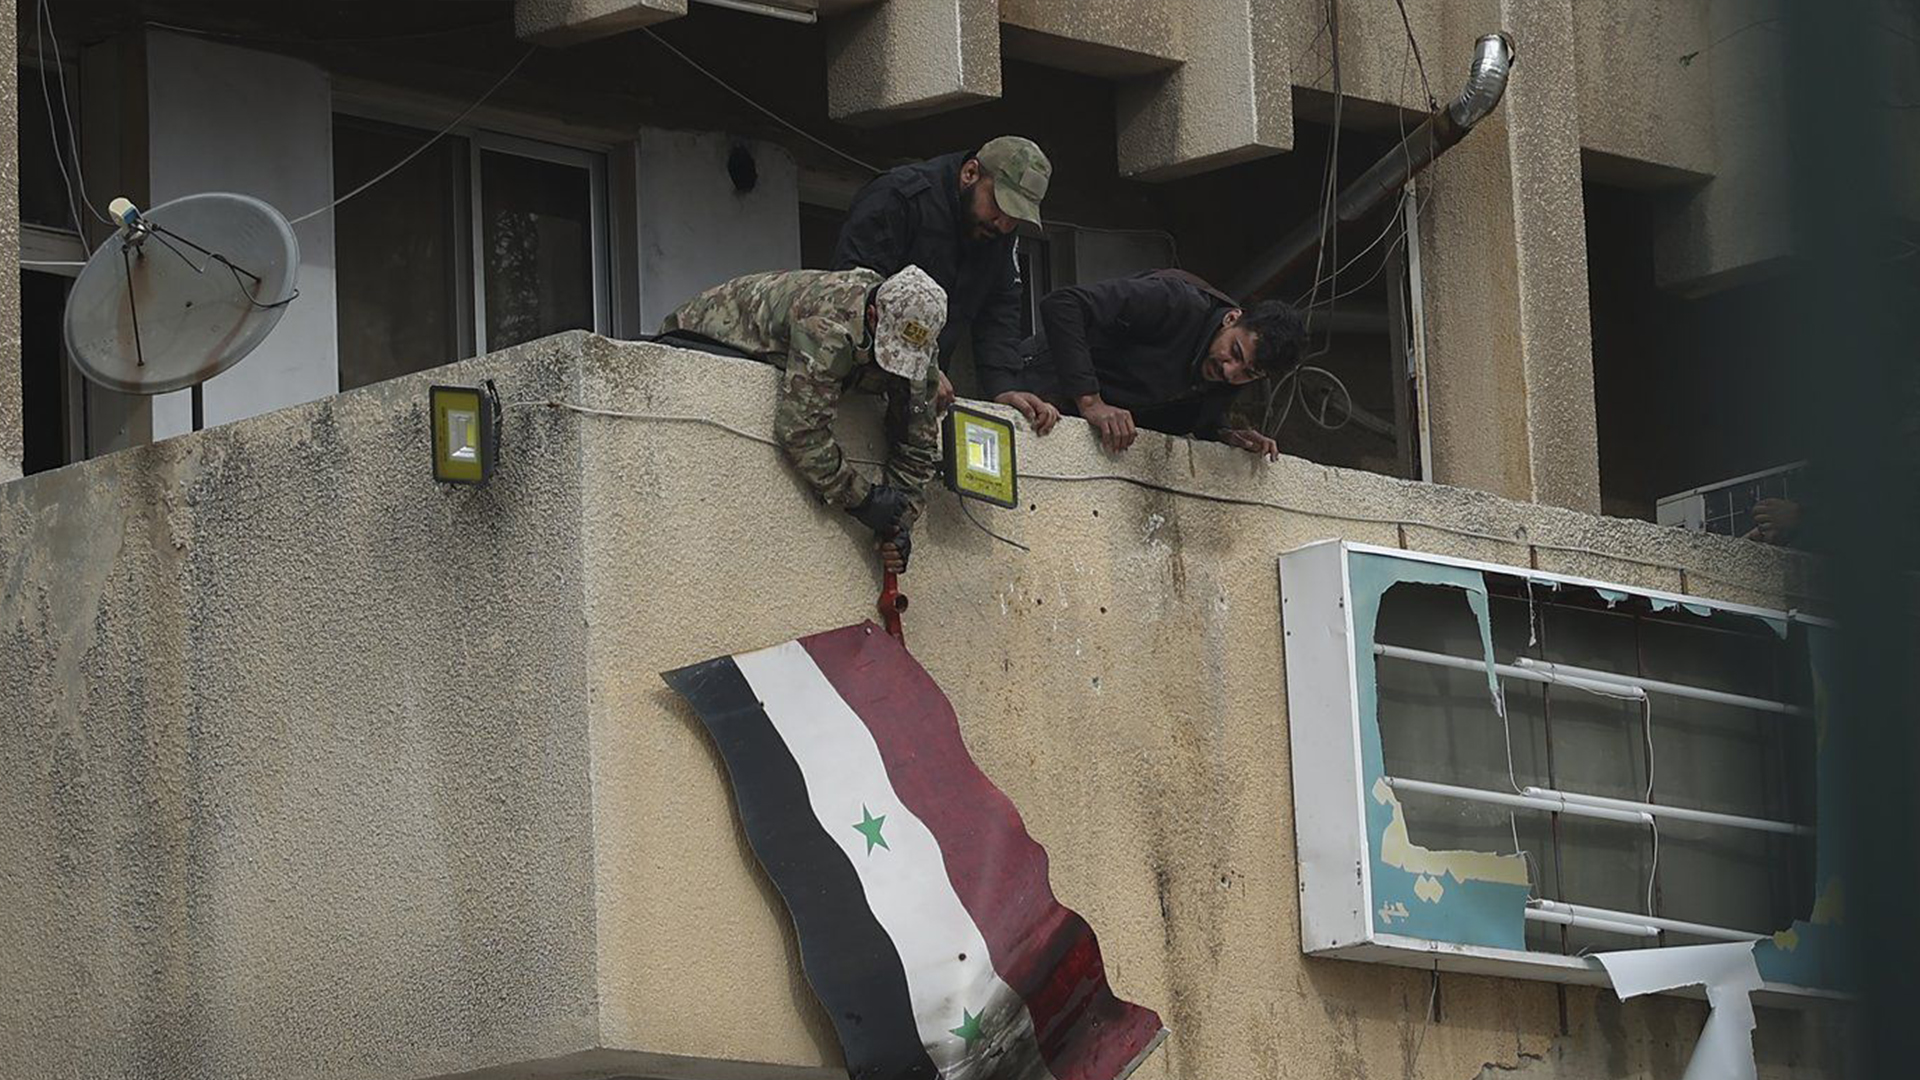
[0,332,1822,1080]
[1115,0,1293,180]
[998,0,1182,79]
[514,0,686,47]
[825,0,1000,125]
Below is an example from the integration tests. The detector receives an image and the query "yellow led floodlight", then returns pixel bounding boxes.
[943,404,1017,508]
[430,383,498,485]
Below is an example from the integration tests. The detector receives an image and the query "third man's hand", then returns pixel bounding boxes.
[935,370,956,414]
[993,391,1060,435]
[879,529,911,573]
[1221,427,1281,462]
[1077,395,1137,453]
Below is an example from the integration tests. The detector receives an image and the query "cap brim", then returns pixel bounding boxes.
[993,185,1043,228]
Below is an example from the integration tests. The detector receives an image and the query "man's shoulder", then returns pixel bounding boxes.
[863,152,966,202]
[796,267,883,308]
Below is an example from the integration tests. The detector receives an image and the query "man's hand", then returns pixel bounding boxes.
[1221,427,1281,462]
[1744,497,1803,545]
[879,529,911,573]
[848,484,912,536]
[935,370,956,414]
[994,391,1060,435]
[1077,395,1137,452]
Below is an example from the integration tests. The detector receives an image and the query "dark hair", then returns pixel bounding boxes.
[1243,300,1306,378]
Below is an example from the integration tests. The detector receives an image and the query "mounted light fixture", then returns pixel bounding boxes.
[430,381,501,485]
[942,404,1017,508]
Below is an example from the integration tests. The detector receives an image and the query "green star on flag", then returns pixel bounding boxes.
[854,805,889,854]
[951,1008,985,1045]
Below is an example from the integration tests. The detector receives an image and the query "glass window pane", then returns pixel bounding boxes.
[20,270,75,474]
[479,149,593,351]
[333,117,468,390]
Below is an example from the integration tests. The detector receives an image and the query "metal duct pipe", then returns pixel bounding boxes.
[1228,32,1516,301]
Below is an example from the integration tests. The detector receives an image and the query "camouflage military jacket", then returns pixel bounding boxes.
[661,269,940,526]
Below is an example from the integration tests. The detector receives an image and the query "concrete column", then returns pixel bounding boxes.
[1115,0,1292,181]
[826,0,1000,124]
[1,0,20,483]
[1653,0,1790,295]
[1418,0,1601,511]
[514,0,686,46]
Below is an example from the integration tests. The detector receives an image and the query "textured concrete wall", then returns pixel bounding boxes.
[1,0,20,483]
[0,336,605,1080]
[0,333,1835,1079]
[826,0,1001,125]
[635,129,801,329]
[1416,0,1602,512]
[1572,0,1717,182]
[1652,0,1793,295]
[514,0,686,46]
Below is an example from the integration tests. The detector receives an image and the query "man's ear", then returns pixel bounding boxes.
[1222,307,1244,327]
[959,158,981,185]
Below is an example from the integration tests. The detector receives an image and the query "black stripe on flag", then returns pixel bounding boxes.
[664,656,941,1080]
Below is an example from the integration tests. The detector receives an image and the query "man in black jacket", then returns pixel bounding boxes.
[833,136,1052,413]
[981,270,1306,459]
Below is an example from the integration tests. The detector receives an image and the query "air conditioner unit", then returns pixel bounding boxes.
[1656,462,1807,537]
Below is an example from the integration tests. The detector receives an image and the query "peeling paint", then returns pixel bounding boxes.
[1374,779,1530,889]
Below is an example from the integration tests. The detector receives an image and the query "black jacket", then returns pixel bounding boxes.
[987,270,1240,440]
[831,151,1023,378]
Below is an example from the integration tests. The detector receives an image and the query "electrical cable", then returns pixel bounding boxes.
[504,396,1818,597]
[640,31,1186,267]
[960,498,1029,552]
[1641,693,1660,917]
[1393,0,1438,110]
[1263,0,1342,433]
[643,28,884,176]
[41,0,108,226]
[288,45,538,225]
[147,223,300,310]
[31,0,101,235]
[142,17,511,46]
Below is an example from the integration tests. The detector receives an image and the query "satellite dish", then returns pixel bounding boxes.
[63,192,299,396]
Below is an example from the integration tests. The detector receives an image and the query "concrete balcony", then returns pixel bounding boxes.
[0,334,1823,1079]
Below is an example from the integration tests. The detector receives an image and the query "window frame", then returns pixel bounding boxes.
[18,48,94,469]
[330,93,617,362]
[467,129,610,355]
[1276,539,1842,1006]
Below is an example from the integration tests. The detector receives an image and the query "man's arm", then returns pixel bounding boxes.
[882,373,942,528]
[832,184,913,277]
[773,319,871,511]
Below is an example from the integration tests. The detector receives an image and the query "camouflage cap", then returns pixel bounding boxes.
[872,265,947,382]
[976,135,1051,228]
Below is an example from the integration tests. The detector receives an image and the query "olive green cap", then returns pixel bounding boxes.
[976,136,1051,228]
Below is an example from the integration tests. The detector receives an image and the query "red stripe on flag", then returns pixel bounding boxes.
[801,625,1164,1080]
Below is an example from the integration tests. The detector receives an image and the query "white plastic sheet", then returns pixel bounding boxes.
[1595,941,1763,1080]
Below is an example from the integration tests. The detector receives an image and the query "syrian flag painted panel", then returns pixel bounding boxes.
[664,624,1167,1080]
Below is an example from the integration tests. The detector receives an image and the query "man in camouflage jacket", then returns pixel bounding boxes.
[660,265,948,571]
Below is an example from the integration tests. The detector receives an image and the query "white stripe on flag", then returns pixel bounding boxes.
[735,641,1058,1080]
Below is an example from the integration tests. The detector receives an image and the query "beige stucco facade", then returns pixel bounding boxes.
[0,2,1870,1076]
[0,334,1841,1080]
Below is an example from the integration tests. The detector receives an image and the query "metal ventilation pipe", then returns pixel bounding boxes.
[1228,32,1517,301]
